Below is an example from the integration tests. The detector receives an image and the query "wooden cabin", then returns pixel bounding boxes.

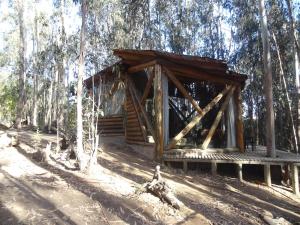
[85,49,300,195]
[85,49,247,158]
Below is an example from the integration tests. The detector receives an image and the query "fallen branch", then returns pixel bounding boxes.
[260,210,292,225]
[133,165,181,209]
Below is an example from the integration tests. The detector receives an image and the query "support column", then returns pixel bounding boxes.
[237,163,243,182]
[211,162,217,175]
[264,164,271,187]
[234,86,245,152]
[291,164,299,195]
[183,161,188,173]
[166,161,171,168]
[162,71,169,147]
[154,64,164,160]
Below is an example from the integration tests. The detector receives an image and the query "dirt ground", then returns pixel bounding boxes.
[0,129,299,225]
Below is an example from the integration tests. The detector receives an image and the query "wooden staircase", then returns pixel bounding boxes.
[125,89,147,143]
[98,116,124,136]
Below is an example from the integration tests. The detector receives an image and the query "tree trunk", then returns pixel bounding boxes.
[258,0,276,157]
[16,0,26,129]
[32,4,39,128]
[272,33,298,152]
[76,0,88,171]
[285,0,300,153]
[46,69,54,131]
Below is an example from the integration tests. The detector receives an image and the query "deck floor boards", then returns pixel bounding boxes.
[163,146,300,165]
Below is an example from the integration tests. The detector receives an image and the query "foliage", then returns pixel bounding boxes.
[0,76,18,123]
[1,0,300,151]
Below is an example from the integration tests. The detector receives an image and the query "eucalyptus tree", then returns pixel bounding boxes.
[75,0,88,171]
[15,0,26,128]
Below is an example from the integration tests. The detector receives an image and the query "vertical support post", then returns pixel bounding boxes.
[183,161,188,173]
[166,161,171,168]
[162,71,169,147]
[291,164,299,195]
[264,164,272,187]
[154,64,164,160]
[211,162,217,175]
[237,163,243,181]
[234,86,245,152]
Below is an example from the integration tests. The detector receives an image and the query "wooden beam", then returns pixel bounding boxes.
[183,161,188,173]
[264,164,272,187]
[237,163,243,182]
[163,66,204,116]
[202,86,235,150]
[159,59,241,85]
[184,108,197,122]
[140,70,155,106]
[127,82,148,142]
[162,71,169,146]
[291,164,299,195]
[167,86,231,149]
[128,78,157,143]
[211,162,217,175]
[234,86,245,152]
[154,64,164,160]
[169,99,187,122]
[127,59,157,74]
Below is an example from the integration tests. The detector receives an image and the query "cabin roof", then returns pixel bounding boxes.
[85,49,247,88]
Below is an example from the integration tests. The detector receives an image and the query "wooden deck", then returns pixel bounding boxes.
[163,146,300,195]
[163,146,300,165]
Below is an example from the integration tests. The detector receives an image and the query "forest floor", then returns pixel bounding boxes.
[0,128,300,225]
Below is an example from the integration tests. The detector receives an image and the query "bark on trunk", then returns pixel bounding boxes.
[76,0,88,171]
[32,2,39,128]
[272,33,298,152]
[16,0,26,129]
[258,0,276,157]
[285,0,300,153]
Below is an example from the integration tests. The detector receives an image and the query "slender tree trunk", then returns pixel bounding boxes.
[32,3,39,127]
[258,0,276,157]
[285,0,300,153]
[77,0,88,170]
[46,70,54,131]
[272,33,298,152]
[16,0,26,129]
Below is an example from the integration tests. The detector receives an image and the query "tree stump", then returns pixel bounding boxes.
[145,165,180,209]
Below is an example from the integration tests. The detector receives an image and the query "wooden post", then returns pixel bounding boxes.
[211,162,217,175]
[154,64,164,160]
[140,70,155,106]
[166,161,171,168]
[183,161,188,173]
[264,164,271,187]
[291,164,299,195]
[237,163,243,181]
[162,71,169,146]
[234,86,245,152]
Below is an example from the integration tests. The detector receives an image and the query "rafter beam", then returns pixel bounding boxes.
[127,59,157,74]
[140,69,155,106]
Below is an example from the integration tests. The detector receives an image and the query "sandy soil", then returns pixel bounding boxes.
[0,129,299,225]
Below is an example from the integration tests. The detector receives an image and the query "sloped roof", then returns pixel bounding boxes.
[85,49,247,88]
[114,49,247,86]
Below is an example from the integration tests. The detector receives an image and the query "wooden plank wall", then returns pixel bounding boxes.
[98,116,124,136]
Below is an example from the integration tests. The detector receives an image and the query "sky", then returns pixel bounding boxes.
[0,0,80,81]
[1,0,300,81]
